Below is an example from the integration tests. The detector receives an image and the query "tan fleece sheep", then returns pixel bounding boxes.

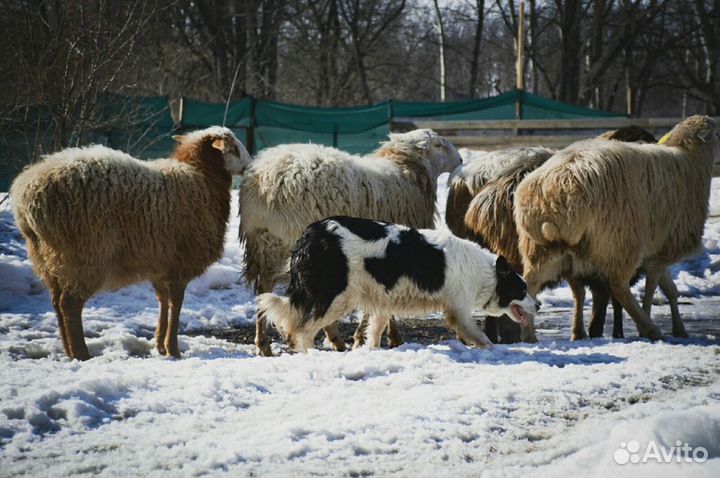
[445,147,555,239]
[10,127,251,360]
[444,147,554,343]
[514,116,719,340]
[464,127,663,342]
[239,129,463,355]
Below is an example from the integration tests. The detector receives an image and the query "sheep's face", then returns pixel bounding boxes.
[661,115,720,152]
[430,135,463,175]
[211,133,252,175]
[174,126,251,175]
[411,130,463,176]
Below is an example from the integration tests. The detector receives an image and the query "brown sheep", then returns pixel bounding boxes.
[10,127,250,360]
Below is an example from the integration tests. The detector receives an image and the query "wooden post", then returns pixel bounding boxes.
[625,68,633,117]
[515,1,526,123]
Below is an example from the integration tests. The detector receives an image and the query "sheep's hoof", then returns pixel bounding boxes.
[71,351,91,361]
[256,341,273,357]
[156,344,167,356]
[331,341,347,352]
[588,324,604,338]
[641,326,663,341]
[521,332,539,343]
[571,331,588,341]
[613,332,625,339]
[672,328,689,339]
[387,338,404,349]
[352,335,366,349]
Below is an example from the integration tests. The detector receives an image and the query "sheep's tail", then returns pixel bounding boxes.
[540,222,561,242]
[257,293,303,338]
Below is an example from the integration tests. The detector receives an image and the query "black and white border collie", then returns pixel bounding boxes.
[257,216,538,352]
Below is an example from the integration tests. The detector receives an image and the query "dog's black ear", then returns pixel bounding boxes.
[495,255,511,276]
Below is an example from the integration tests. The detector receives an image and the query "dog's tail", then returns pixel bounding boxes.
[257,293,303,338]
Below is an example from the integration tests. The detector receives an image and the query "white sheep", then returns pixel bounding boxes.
[239,129,463,355]
[514,116,719,340]
[10,127,251,360]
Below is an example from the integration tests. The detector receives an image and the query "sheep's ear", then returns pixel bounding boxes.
[697,124,715,143]
[658,132,671,145]
[172,134,185,143]
[415,138,430,150]
[212,137,231,153]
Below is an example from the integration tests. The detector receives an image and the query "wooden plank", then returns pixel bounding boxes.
[448,135,591,149]
[411,117,720,132]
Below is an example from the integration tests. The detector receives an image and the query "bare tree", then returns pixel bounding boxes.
[0,0,163,159]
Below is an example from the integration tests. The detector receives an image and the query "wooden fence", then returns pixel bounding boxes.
[401,116,720,175]
[404,117,718,150]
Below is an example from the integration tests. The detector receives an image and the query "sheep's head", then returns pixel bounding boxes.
[659,116,719,151]
[598,125,656,143]
[173,126,251,175]
[384,129,463,177]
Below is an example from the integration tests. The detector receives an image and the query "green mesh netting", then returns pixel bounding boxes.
[181,97,253,128]
[2,91,623,190]
[392,90,621,120]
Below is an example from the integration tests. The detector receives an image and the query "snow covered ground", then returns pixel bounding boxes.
[1,174,719,477]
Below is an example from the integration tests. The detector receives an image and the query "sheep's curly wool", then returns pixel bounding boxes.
[445,147,554,238]
[239,130,462,292]
[10,127,249,359]
[13,147,225,296]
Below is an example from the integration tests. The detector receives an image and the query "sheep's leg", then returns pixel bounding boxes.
[165,283,187,359]
[519,268,543,344]
[254,280,274,357]
[519,318,538,343]
[353,314,370,350]
[611,297,625,338]
[588,282,610,338]
[642,271,661,316]
[365,314,391,349]
[445,308,493,349]
[386,316,403,348]
[497,315,522,343]
[567,278,587,340]
[323,323,346,352]
[659,271,688,338]
[48,280,70,356]
[59,292,90,361]
[152,282,169,356]
[609,280,662,340]
[484,317,500,344]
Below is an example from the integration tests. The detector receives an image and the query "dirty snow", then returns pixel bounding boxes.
[0,174,719,477]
